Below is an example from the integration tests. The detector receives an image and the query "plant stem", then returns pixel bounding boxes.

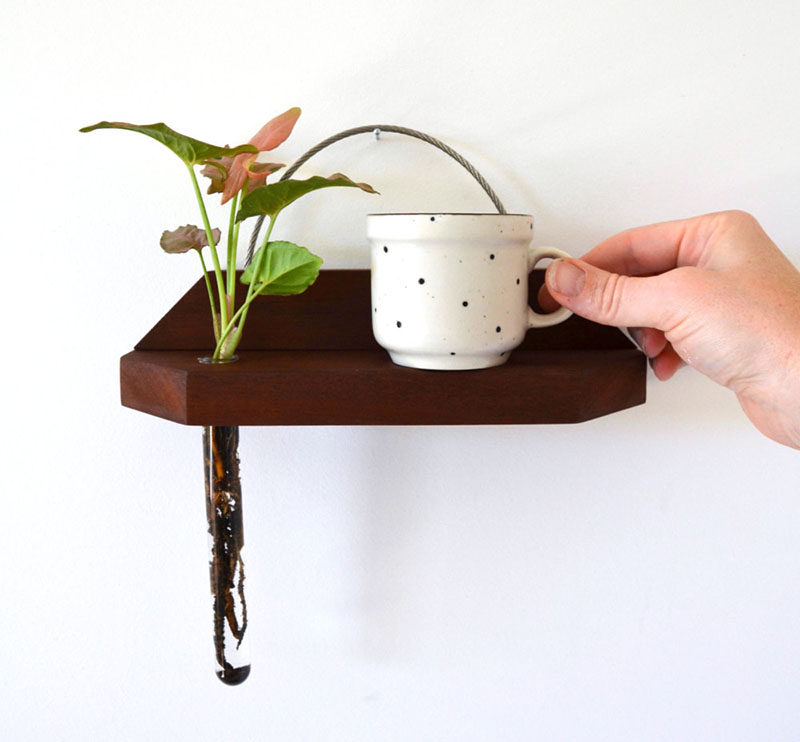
[197,250,221,342]
[225,190,240,308]
[187,163,228,329]
[212,284,262,358]
[213,215,276,359]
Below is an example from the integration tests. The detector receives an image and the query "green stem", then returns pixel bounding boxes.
[197,250,221,342]
[213,215,276,359]
[225,189,240,307]
[187,163,228,329]
[212,283,262,358]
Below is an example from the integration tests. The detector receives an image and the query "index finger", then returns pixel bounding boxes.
[536,215,703,312]
[580,215,704,276]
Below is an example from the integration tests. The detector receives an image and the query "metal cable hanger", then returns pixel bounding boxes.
[245,124,507,266]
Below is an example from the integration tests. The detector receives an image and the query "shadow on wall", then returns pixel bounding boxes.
[349,426,439,660]
[344,367,753,661]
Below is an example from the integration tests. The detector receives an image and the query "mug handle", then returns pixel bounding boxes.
[527,246,573,329]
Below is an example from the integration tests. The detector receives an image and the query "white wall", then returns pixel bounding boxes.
[4,1,800,739]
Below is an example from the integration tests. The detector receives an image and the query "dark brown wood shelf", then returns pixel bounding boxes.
[120,270,646,426]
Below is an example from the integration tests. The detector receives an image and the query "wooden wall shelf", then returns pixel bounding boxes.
[120,270,646,426]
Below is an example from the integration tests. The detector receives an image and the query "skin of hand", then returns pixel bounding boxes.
[539,210,800,449]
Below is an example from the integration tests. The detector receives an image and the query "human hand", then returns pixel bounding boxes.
[540,211,800,449]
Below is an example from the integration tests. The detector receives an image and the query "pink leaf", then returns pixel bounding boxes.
[160,224,221,253]
[246,161,285,181]
[200,157,232,195]
[220,107,301,205]
[249,107,301,152]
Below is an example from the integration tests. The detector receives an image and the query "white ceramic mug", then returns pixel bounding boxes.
[368,213,572,370]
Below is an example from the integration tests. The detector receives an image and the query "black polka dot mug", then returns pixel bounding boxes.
[368,213,572,370]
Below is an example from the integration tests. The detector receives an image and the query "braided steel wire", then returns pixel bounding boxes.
[245,125,506,266]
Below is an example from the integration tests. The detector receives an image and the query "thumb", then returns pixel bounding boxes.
[545,258,675,329]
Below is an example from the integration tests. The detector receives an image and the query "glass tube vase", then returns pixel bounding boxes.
[202,424,250,685]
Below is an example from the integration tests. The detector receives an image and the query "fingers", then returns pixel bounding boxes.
[628,327,668,357]
[544,257,693,382]
[538,214,713,314]
[537,282,561,312]
[649,344,685,380]
[545,258,681,330]
[580,215,705,275]
[628,327,685,379]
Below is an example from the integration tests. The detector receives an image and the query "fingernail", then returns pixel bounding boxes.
[549,259,586,297]
[628,327,646,354]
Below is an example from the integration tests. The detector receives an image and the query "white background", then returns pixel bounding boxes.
[3,1,800,739]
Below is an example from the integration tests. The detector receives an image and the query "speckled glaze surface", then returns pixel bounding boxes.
[369,214,572,370]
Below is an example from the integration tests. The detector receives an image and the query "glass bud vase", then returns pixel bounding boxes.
[202,424,250,685]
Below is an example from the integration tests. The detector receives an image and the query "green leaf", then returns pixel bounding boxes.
[79,121,257,165]
[236,173,378,222]
[241,241,323,296]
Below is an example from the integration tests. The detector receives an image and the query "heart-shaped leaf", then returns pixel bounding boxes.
[79,121,257,166]
[236,173,378,222]
[199,157,231,194]
[160,225,221,253]
[240,241,323,296]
